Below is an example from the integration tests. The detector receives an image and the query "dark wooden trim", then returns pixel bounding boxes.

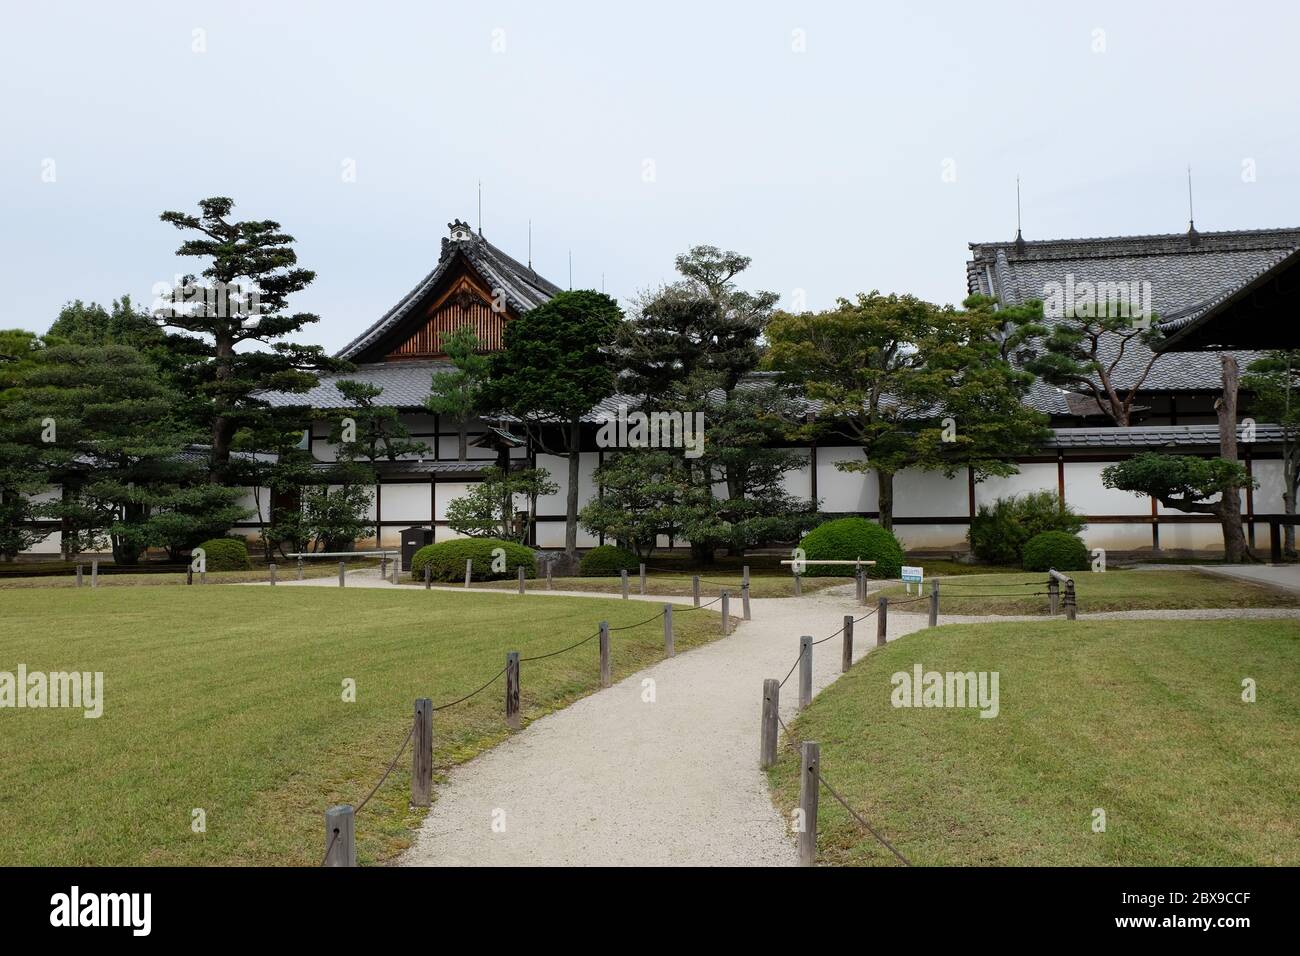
[967,467,976,518]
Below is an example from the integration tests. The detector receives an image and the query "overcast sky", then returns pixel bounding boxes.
[2,0,1297,353]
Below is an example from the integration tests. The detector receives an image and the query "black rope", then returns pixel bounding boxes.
[321,829,340,867]
[609,609,668,631]
[354,724,414,815]
[936,578,1044,588]
[432,666,507,711]
[678,594,724,612]
[520,631,600,662]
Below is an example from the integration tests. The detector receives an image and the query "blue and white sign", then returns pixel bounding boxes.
[901,566,924,593]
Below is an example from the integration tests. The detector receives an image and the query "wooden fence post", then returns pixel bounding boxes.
[380,554,388,579]
[464,559,472,588]
[859,570,869,607]
[424,565,432,589]
[411,698,432,807]
[297,557,304,580]
[877,595,888,647]
[505,651,520,729]
[75,564,83,588]
[692,575,701,607]
[546,562,553,590]
[639,563,646,595]
[798,741,820,867]
[323,805,356,867]
[91,559,99,588]
[200,568,206,585]
[620,569,629,600]
[663,604,674,657]
[186,566,193,586]
[338,561,345,587]
[842,614,854,673]
[392,558,400,584]
[793,571,802,596]
[517,566,526,594]
[798,634,813,709]
[742,583,751,621]
[721,591,730,635]
[760,679,779,769]
[599,621,611,687]
[1064,580,1077,621]
[929,580,939,627]
[269,563,277,586]
[1047,577,1059,615]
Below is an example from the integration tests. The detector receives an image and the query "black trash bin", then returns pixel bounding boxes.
[401,527,434,572]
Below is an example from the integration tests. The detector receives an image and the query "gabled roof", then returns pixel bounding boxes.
[1157,245,1300,351]
[967,226,1300,414]
[335,221,562,361]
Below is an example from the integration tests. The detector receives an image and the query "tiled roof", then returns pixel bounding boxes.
[967,227,1300,413]
[1046,423,1285,449]
[336,222,561,361]
[262,361,454,409]
[1157,245,1300,349]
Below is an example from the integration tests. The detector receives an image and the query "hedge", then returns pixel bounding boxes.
[195,538,251,572]
[410,538,536,582]
[1022,531,1090,572]
[578,545,640,576]
[968,491,1086,565]
[797,517,904,578]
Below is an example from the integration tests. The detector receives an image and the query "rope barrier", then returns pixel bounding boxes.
[519,631,600,662]
[321,829,340,867]
[354,724,414,815]
[432,666,507,711]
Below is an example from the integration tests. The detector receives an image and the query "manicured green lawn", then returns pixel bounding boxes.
[0,586,719,866]
[472,572,841,598]
[878,569,1300,614]
[768,619,1300,865]
[0,561,371,589]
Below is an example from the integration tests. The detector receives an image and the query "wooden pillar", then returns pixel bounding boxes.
[323,805,356,867]
[505,652,520,729]
[876,596,888,647]
[841,614,854,673]
[598,621,611,687]
[760,679,779,769]
[798,635,813,710]
[411,698,432,807]
[663,604,674,657]
[798,742,820,867]
[721,591,730,635]
[692,575,701,607]
[928,580,939,627]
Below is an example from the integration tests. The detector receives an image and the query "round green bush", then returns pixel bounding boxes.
[195,537,251,572]
[410,538,536,582]
[968,491,1086,565]
[579,545,640,576]
[1021,531,1089,572]
[797,517,904,578]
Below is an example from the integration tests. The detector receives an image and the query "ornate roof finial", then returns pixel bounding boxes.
[1013,177,1027,256]
[1186,165,1200,247]
[448,219,474,242]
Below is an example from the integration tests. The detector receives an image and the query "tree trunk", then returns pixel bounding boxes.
[875,468,895,532]
[458,421,468,463]
[1216,355,1253,562]
[565,418,581,557]
[1285,446,1298,557]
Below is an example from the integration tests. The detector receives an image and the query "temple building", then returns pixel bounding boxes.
[239,221,1300,557]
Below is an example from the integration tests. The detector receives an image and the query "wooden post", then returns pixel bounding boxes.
[798,741,820,867]
[742,565,750,590]
[841,614,854,673]
[464,559,472,588]
[392,557,400,584]
[1064,580,1077,621]
[1047,577,1059,615]
[411,698,432,808]
[639,562,646,595]
[200,569,206,585]
[546,562,553,590]
[859,571,869,606]
[760,679,779,769]
[91,559,99,588]
[620,569,629,600]
[517,566,526,594]
[297,557,304,580]
[380,554,388,579]
[663,604,674,657]
[876,595,888,647]
[793,571,802,596]
[798,635,813,710]
[721,591,730,635]
[269,563,277,586]
[599,621,611,688]
[1270,521,1282,563]
[855,569,862,603]
[323,805,356,867]
[692,575,701,607]
[928,580,939,627]
[338,561,345,587]
[424,565,432,589]
[742,583,751,621]
[75,564,83,588]
[186,566,193,586]
[505,652,520,729]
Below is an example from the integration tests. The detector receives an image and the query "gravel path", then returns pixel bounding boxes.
[264,571,1300,865]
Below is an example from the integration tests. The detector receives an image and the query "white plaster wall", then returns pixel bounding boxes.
[817,448,874,512]
[894,467,968,518]
[535,452,599,516]
[380,483,432,524]
[1154,522,1227,551]
[534,521,599,548]
[1079,523,1153,551]
[778,448,813,500]
[1063,462,1149,515]
[1250,460,1287,512]
[974,464,1057,507]
[893,523,969,550]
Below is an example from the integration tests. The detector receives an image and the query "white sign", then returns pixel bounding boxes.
[901,566,924,594]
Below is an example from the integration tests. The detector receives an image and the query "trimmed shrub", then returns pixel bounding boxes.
[579,545,640,576]
[1022,531,1089,572]
[195,537,251,572]
[797,517,904,578]
[410,538,536,583]
[968,491,1086,565]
